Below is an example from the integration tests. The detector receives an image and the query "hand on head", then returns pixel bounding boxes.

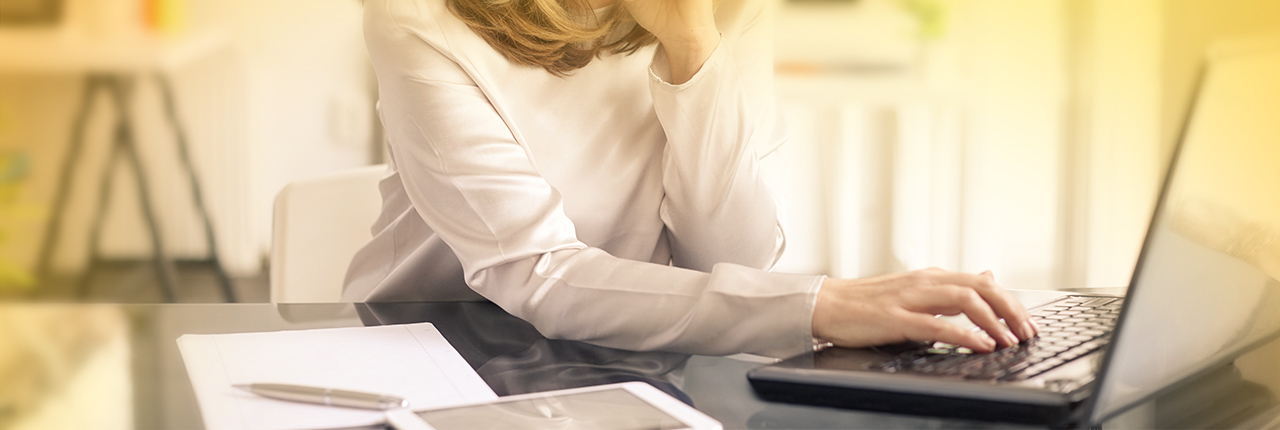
[622,0,718,45]
[622,0,720,84]
[812,268,1038,353]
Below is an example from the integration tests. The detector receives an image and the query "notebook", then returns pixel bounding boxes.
[748,35,1280,428]
[177,322,497,430]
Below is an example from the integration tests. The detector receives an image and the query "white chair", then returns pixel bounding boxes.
[270,164,387,303]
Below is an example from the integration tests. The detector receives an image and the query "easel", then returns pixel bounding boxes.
[2,31,238,302]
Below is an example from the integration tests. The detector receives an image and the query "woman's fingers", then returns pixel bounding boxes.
[978,270,1040,338]
[898,312,997,353]
[922,269,1037,341]
[977,272,1039,340]
[904,284,1021,348]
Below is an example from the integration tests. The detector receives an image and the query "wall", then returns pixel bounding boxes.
[950,0,1068,288]
[186,0,376,274]
[1161,0,1280,159]
[767,0,1215,292]
[1059,0,1164,290]
[769,0,1073,290]
[1061,0,1280,290]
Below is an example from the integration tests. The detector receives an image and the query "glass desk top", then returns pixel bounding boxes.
[2,299,1277,429]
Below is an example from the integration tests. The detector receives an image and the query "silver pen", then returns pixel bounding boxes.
[234,383,410,410]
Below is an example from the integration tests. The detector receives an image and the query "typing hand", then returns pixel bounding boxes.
[812,268,1038,353]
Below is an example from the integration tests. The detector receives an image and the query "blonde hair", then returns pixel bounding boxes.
[448,0,657,76]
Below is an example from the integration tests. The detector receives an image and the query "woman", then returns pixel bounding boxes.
[344,0,1037,358]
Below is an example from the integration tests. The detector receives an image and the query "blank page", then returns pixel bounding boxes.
[178,322,497,430]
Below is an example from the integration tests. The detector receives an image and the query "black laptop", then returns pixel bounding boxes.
[748,35,1280,428]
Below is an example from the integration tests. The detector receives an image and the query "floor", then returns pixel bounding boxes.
[26,260,269,303]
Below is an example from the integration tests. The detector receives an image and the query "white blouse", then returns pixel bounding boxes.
[344,0,824,358]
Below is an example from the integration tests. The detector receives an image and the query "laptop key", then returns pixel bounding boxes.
[1080,297,1118,307]
[1007,361,1032,373]
[984,369,1010,380]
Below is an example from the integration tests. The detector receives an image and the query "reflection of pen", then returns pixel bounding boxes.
[234,383,410,410]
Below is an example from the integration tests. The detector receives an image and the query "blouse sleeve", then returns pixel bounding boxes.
[365,0,819,358]
[648,0,791,273]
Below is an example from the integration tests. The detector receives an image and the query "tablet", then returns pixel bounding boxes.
[410,382,721,430]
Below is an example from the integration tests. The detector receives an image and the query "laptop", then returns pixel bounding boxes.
[748,35,1280,429]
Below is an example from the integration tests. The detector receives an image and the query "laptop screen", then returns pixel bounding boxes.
[1089,38,1280,423]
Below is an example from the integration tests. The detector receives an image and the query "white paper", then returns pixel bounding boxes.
[177,323,497,430]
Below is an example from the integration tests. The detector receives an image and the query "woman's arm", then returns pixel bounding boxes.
[642,0,792,273]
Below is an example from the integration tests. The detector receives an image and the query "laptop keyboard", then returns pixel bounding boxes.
[876,296,1123,381]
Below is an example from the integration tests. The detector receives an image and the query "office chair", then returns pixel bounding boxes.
[270,164,386,303]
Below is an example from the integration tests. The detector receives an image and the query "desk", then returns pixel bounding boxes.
[2,298,1277,429]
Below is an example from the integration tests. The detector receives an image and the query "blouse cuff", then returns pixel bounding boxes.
[648,35,727,92]
[754,271,825,358]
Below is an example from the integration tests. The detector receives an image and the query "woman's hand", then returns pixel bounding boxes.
[622,0,720,84]
[812,268,1038,353]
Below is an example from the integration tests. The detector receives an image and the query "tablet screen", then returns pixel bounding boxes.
[415,387,690,430]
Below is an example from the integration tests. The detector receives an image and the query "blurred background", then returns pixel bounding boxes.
[0,0,1277,303]
[1,1,1279,429]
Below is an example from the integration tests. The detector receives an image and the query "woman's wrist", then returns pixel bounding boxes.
[660,29,721,84]
[811,277,839,341]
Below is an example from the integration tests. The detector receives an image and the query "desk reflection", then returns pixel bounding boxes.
[0,305,131,430]
[356,302,693,405]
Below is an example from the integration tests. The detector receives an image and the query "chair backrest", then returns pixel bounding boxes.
[270,164,387,303]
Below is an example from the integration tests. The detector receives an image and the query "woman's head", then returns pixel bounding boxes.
[449,0,657,75]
